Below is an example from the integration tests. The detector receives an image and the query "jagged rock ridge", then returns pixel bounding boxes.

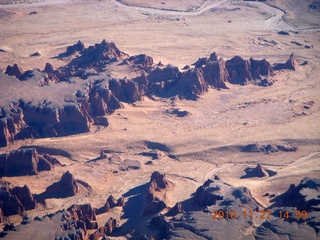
[1,40,299,147]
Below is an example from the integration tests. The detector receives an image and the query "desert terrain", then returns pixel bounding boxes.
[0,0,319,239]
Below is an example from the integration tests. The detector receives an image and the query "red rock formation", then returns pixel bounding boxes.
[273,53,297,71]
[147,65,181,83]
[202,57,229,88]
[0,148,44,177]
[127,54,154,67]
[0,183,36,217]
[249,57,272,79]
[62,203,98,234]
[5,64,24,79]
[109,78,143,103]
[225,56,253,85]
[174,68,208,100]
[66,40,85,55]
[271,177,320,211]
[88,218,118,240]
[143,171,170,216]
[67,203,97,222]
[193,179,223,207]
[66,40,128,72]
[45,171,79,198]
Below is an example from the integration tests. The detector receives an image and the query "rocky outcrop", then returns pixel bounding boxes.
[127,54,154,68]
[109,78,143,103]
[60,203,98,237]
[65,39,128,73]
[149,215,173,236]
[241,143,297,153]
[0,97,94,147]
[44,171,79,198]
[0,39,300,148]
[241,164,277,178]
[88,80,122,116]
[167,202,183,216]
[202,57,229,88]
[0,148,58,177]
[97,195,125,214]
[88,217,117,240]
[143,171,170,216]
[193,178,261,210]
[193,179,223,207]
[5,64,24,80]
[225,56,254,85]
[271,177,320,211]
[273,54,297,71]
[66,40,85,56]
[174,68,208,100]
[0,183,36,217]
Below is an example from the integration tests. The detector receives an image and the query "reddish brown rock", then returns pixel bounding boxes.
[249,57,272,79]
[147,65,181,83]
[273,53,297,71]
[0,183,36,217]
[63,203,98,233]
[271,177,320,211]
[66,40,85,55]
[45,171,79,198]
[66,40,128,72]
[143,171,170,216]
[109,78,143,103]
[226,56,253,85]
[127,54,154,67]
[202,57,229,88]
[67,203,97,222]
[193,179,223,207]
[5,64,24,79]
[0,148,40,177]
[174,68,208,100]
[88,217,118,240]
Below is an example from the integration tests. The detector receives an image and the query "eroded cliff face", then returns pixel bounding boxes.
[143,171,171,216]
[0,40,298,147]
[0,148,60,177]
[0,183,36,217]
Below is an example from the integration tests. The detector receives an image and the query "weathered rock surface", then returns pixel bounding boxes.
[273,53,297,71]
[241,163,277,178]
[0,182,36,217]
[88,218,118,240]
[127,54,154,68]
[0,148,59,177]
[271,177,320,211]
[167,202,183,216]
[242,143,297,153]
[5,64,24,79]
[44,171,79,198]
[143,171,170,216]
[0,40,299,148]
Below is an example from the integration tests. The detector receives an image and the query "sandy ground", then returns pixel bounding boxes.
[0,0,320,236]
